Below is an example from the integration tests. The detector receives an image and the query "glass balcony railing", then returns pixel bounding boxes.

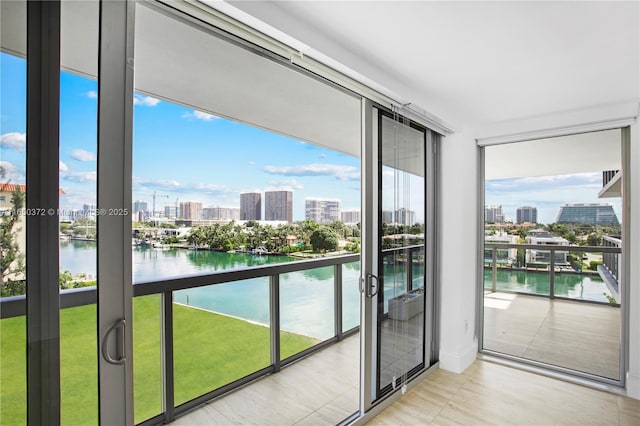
[483,243,622,305]
[0,254,360,425]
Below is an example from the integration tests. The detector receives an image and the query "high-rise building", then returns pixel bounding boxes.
[395,208,416,226]
[341,210,361,224]
[202,206,240,221]
[305,198,340,224]
[516,206,537,224]
[82,203,97,218]
[381,210,393,224]
[485,205,504,223]
[164,205,178,218]
[133,200,148,214]
[265,190,293,222]
[555,203,619,226]
[240,192,262,220]
[179,201,202,220]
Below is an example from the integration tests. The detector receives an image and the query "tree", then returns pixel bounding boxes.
[309,226,338,253]
[1,186,26,296]
[587,232,602,246]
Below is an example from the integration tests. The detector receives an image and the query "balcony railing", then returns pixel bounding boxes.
[484,243,622,304]
[1,253,361,424]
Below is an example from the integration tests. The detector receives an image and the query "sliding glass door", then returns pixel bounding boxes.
[361,104,437,408]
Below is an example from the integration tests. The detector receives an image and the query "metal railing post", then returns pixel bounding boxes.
[492,247,497,293]
[406,248,414,292]
[161,291,175,422]
[334,264,342,340]
[549,248,555,299]
[269,274,281,372]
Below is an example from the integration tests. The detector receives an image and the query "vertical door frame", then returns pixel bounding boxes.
[26,1,62,423]
[360,99,377,413]
[97,0,135,424]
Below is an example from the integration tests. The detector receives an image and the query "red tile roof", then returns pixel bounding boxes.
[0,183,66,195]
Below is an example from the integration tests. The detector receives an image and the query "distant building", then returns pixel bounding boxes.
[381,210,393,224]
[179,201,202,220]
[485,205,504,223]
[164,205,178,218]
[555,203,619,226]
[395,208,416,226]
[305,198,340,224]
[525,229,569,265]
[484,231,519,265]
[240,192,262,220]
[82,203,97,218]
[265,190,293,222]
[341,210,361,224]
[202,206,240,221]
[133,200,148,214]
[516,206,537,224]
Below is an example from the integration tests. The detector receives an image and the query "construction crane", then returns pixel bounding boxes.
[152,191,169,219]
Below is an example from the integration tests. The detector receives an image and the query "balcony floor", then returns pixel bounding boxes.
[369,360,640,425]
[483,292,621,379]
[173,333,360,426]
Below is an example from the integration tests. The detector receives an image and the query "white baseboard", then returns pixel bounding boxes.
[627,372,640,400]
[439,341,477,374]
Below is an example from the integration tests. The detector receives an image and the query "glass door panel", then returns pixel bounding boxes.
[482,129,623,382]
[376,112,426,396]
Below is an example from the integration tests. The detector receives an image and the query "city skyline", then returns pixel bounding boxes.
[0,54,361,222]
[1,53,621,226]
[485,173,622,225]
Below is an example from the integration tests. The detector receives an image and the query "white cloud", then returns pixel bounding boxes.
[133,176,233,196]
[262,163,360,181]
[62,171,97,183]
[133,95,160,107]
[59,161,68,172]
[0,161,25,182]
[87,90,98,99]
[1,132,26,152]
[70,149,96,162]
[267,179,304,190]
[182,110,219,121]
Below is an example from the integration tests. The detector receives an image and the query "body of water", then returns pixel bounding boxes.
[60,240,361,338]
[59,241,612,338]
[484,268,611,302]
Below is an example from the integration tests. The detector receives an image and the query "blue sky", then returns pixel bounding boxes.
[1,53,361,221]
[1,52,621,225]
[486,173,622,225]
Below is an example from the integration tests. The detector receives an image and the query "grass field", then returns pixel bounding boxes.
[0,295,319,425]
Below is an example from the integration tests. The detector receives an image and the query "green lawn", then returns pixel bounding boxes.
[0,296,319,425]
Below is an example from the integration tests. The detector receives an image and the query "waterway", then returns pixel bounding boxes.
[59,241,611,339]
[59,240,361,339]
[483,268,610,303]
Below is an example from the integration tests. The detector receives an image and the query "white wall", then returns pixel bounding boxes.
[627,120,639,399]
[438,129,479,372]
[440,103,639,399]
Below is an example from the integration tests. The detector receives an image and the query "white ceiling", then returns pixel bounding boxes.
[485,128,621,180]
[228,1,640,128]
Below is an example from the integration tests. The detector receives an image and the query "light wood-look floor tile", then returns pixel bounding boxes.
[369,360,638,426]
[483,293,621,379]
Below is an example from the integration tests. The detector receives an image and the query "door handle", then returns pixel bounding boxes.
[101,318,126,365]
[361,273,379,298]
